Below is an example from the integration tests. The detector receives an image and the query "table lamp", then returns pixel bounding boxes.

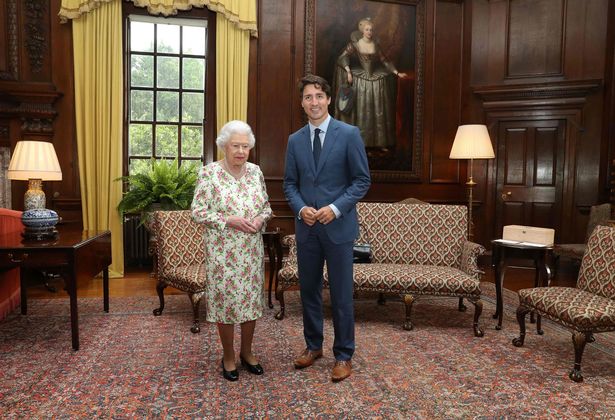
[449,124,495,241]
[7,140,63,240]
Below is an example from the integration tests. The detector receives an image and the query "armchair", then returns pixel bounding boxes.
[553,203,611,267]
[152,210,206,333]
[512,225,615,382]
[0,209,23,321]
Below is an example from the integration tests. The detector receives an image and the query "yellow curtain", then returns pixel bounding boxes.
[216,11,250,158]
[59,0,258,36]
[72,0,124,277]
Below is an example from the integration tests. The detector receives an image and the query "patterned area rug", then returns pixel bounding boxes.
[0,282,614,418]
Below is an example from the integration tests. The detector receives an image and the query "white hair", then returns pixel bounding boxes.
[215,120,256,148]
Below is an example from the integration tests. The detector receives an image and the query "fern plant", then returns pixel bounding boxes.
[116,158,199,226]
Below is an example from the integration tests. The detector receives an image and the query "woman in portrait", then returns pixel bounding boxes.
[191,120,272,382]
[334,17,408,150]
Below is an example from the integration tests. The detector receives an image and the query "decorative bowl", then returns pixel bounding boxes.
[21,208,59,228]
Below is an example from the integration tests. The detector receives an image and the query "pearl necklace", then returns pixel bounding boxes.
[221,159,246,180]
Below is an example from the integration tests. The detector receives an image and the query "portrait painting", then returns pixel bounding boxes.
[305,0,424,181]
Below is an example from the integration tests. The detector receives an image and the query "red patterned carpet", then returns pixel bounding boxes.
[0,282,614,418]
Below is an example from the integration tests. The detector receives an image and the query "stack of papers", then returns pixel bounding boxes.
[493,239,551,247]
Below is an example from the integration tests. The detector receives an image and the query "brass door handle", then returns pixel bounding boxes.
[501,191,512,200]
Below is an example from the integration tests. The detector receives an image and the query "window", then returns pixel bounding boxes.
[126,15,209,175]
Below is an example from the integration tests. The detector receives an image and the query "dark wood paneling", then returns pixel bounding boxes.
[507,0,564,78]
[429,0,463,184]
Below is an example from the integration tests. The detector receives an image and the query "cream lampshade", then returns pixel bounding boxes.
[8,140,63,240]
[449,125,495,240]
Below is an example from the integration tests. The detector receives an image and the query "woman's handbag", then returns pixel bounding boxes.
[353,224,373,263]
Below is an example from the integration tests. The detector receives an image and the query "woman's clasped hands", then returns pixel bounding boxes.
[226,215,264,233]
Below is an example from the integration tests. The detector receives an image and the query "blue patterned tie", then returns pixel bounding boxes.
[313,128,322,165]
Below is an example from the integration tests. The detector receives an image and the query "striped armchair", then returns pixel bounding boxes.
[513,225,615,382]
[152,210,206,333]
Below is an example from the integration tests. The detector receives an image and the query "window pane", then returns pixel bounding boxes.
[129,124,153,156]
[129,158,151,176]
[183,58,205,90]
[183,26,206,55]
[131,54,153,87]
[156,125,178,157]
[157,57,179,88]
[182,93,204,123]
[131,21,154,52]
[181,160,201,174]
[131,90,153,121]
[156,91,179,122]
[181,126,202,158]
[157,24,180,53]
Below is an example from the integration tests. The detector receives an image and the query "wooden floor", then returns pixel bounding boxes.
[25,259,579,300]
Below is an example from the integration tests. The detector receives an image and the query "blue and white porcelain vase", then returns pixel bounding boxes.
[21,208,59,229]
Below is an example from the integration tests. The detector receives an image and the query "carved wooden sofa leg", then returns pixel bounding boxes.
[512,305,532,347]
[378,293,386,305]
[569,331,591,383]
[153,281,167,316]
[468,297,484,337]
[275,289,286,320]
[458,297,467,312]
[402,294,416,330]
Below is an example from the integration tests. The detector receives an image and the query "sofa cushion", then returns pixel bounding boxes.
[278,263,481,297]
[350,264,481,296]
[519,286,615,332]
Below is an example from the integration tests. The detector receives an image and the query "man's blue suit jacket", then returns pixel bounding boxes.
[283,117,371,245]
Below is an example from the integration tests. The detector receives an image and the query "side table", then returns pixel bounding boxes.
[263,228,283,309]
[491,240,553,330]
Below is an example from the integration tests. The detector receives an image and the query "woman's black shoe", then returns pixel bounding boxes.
[221,359,239,381]
[240,355,264,375]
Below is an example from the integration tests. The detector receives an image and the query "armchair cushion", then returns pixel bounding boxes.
[518,287,615,332]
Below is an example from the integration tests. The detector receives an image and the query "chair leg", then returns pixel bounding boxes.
[469,298,484,337]
[569,331,590,382]
[188,293,202,334]
[402,294,416,330]
[152,281,167,316]
[458,297,467,312]
[512,305,532,347]
[274,289,286,320]
[377,293,386,305]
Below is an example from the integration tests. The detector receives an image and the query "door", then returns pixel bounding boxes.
[495,119,566,239]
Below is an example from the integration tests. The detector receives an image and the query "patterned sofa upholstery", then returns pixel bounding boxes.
[152,210,206,333]
[276,202,487,336]
[513,225,615,382]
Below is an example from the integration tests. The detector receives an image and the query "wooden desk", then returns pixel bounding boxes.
[0,227,112,350]
[491,240,553,330]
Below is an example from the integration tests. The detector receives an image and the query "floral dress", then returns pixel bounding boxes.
[191,161,272,324]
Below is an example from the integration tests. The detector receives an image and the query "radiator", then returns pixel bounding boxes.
[123,215,152,267]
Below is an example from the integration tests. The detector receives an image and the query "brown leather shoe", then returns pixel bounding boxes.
[331,360,352,382]
[294,348,323,369]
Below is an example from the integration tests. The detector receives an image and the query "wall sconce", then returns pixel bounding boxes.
[8,140,62,240]
[449,124,495,241]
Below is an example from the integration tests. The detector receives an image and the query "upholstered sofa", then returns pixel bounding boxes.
[0,209,23,321]
[276,202,486,336]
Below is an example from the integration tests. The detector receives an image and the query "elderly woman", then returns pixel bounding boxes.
[191,120,272,381]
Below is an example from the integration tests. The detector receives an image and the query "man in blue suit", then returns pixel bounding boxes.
[284,75,371,382]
